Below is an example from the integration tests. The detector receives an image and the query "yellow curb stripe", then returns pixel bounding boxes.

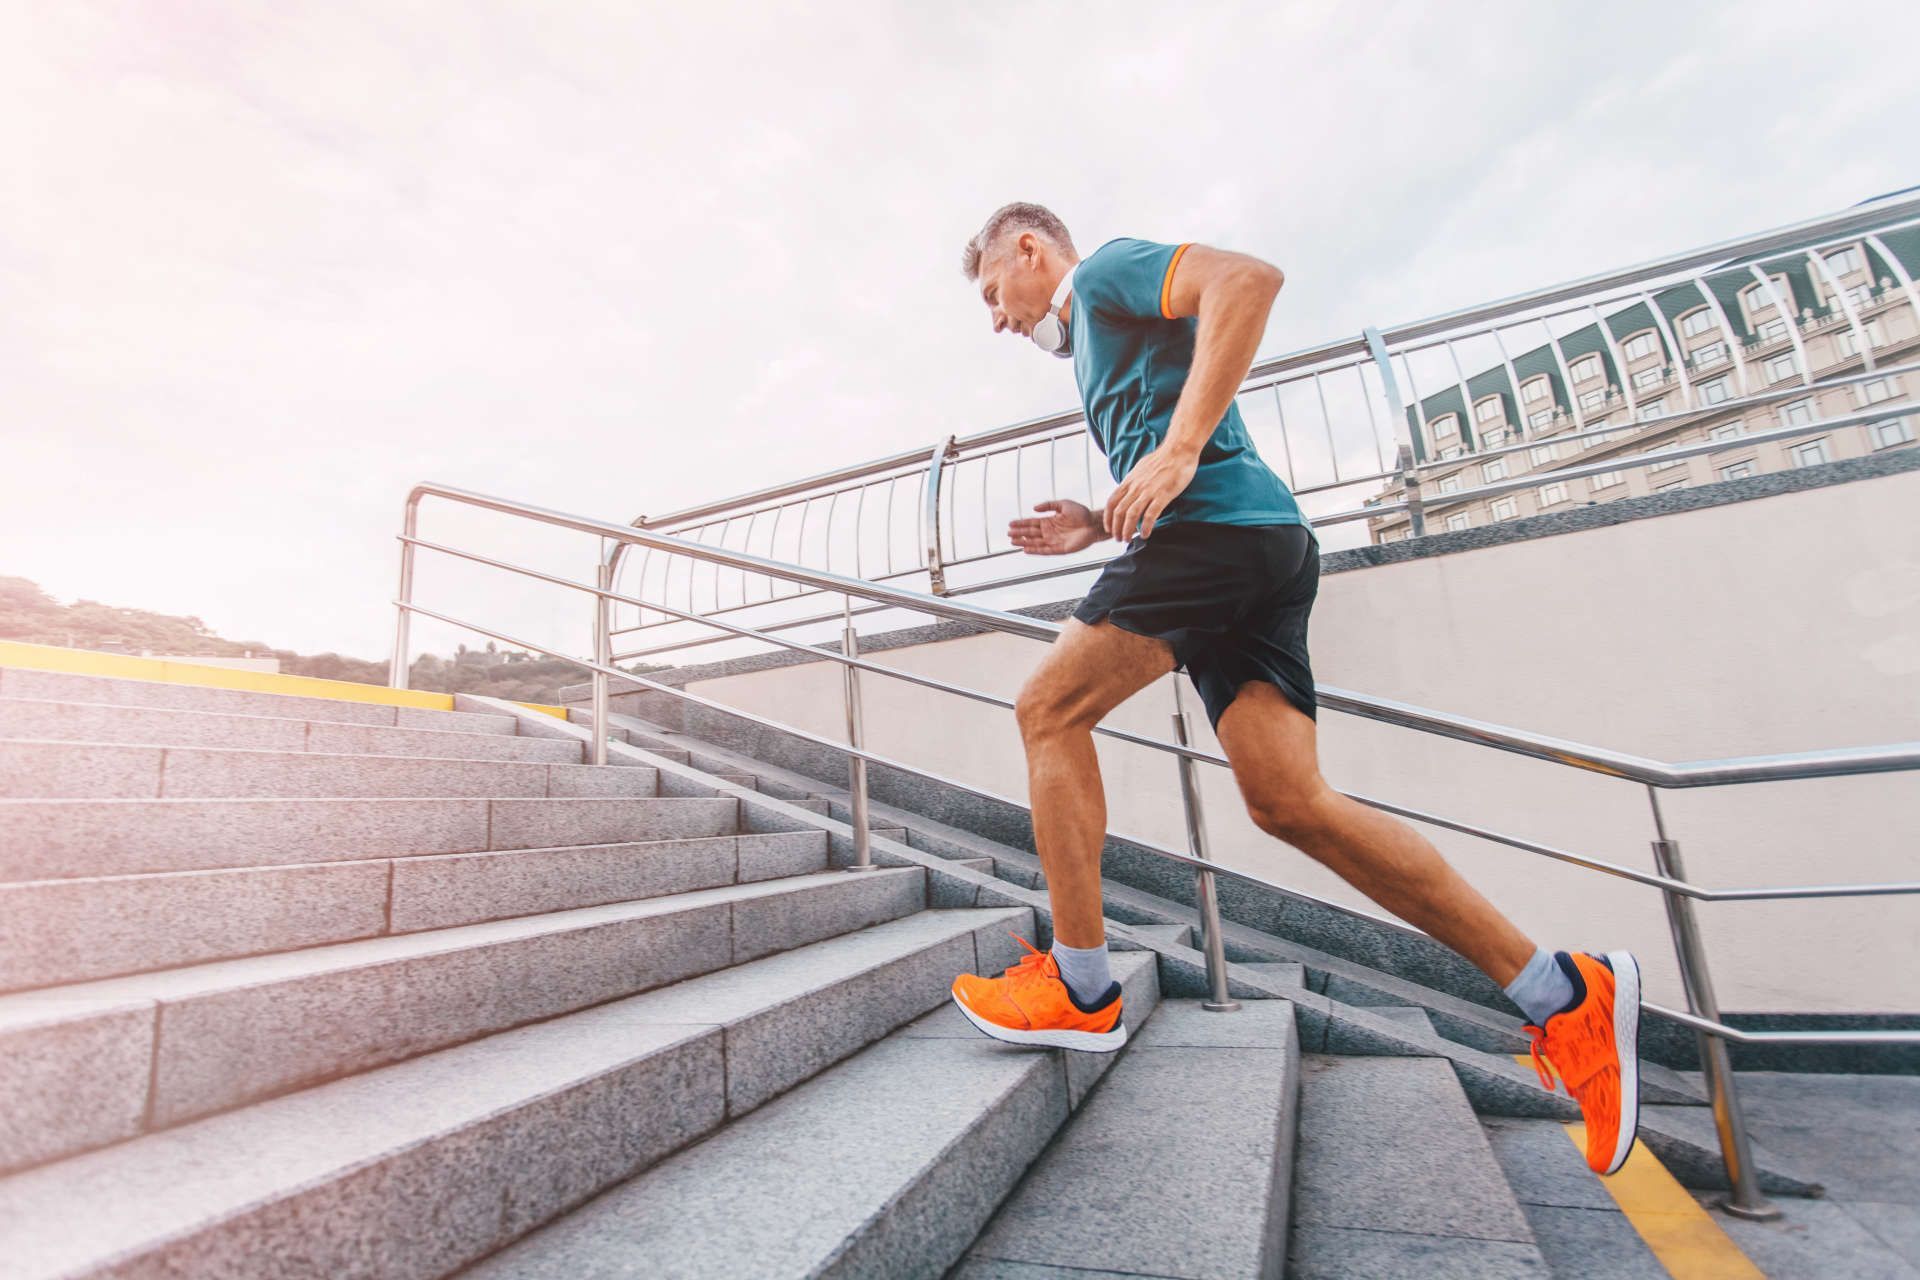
[1565,1123,1765,1278]
[0,641,566,718]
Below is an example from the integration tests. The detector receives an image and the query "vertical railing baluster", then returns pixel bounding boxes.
[843,595,873,871]
[1172,681,1239,1013]
[1646,787,1778,1220]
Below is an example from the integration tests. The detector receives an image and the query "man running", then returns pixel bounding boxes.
[946,202,1642,1176]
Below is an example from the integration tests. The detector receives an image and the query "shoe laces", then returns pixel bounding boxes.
[1002,933,1054,984]
[1526,1026,1556,1091]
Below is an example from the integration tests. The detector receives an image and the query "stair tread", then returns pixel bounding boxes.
[960,999,1300,1279]
[0,868,923,1026]
[0,667,518,732]
[471,950,1161,1279]
[0,906,1028,1279]
[1290,1054,1543,1269]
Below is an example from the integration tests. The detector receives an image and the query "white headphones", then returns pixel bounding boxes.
[1029,267,1077,358]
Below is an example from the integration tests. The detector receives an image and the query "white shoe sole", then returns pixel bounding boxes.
[950,990,1128,1053]
[1602,950,1642,1176]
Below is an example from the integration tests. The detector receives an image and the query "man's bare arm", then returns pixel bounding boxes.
[1102,245,1285,540]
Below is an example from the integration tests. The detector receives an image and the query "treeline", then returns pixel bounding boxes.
[0,576,660,704]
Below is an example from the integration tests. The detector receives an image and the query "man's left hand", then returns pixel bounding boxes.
[1104,444,1199,541]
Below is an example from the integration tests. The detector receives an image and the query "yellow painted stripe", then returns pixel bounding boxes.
[1565,1124,1765,1279]
[0,641,567,719]
[1159,242,1192,319]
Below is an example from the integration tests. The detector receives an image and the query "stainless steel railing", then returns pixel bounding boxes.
[602,194,1920,659]
[392,479,1920,1218]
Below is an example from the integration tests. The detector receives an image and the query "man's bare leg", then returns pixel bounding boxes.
[1014,618,1176,948]
[1215,682,1536,985]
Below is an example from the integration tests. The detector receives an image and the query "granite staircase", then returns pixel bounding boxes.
[0,663,1809,1276]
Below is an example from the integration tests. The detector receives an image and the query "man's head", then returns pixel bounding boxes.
[962,202,1078,339]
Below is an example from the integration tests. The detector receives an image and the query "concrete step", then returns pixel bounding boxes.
[1373,1005,1437,1035]
[0,866,929,1172]
[1481,1117,1673,1278]
[1288,1054,1549,1276]
[1245,961,1308,989]
[1111,920,1193,951]
[0,905,1032,1279]
[955,998,1299,1280]
[0,828,831,993]
[0,739,658,800]
[0,794,740,880]
[0,697,578,763]
[469,950,1162,1279]
[0,666,522,735]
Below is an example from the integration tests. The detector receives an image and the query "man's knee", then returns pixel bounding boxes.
[1243,784,1333,847]
[1015,678,1081,743]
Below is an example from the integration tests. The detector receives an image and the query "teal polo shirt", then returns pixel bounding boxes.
[1069,237,1304,529]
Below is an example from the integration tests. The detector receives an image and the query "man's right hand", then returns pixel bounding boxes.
[1008,499,1103,555]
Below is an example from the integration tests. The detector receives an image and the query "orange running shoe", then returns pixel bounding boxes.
[950,934,1127,1052]
[1526,950,1642,1175]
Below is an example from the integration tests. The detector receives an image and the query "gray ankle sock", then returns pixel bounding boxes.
[1504,946,1575,1025]
[1050,939,1114,1006]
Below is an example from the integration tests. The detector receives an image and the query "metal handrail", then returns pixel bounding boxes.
[395,454,1918,1218]
[612,199,1919,637]
[633,192,1920,530]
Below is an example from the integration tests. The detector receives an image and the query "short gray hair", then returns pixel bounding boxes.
[961,202,1076,281]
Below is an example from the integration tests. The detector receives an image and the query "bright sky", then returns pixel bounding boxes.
[5,2,1917,661]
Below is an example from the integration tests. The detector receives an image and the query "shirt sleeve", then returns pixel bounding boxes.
[1075,238,1192,324]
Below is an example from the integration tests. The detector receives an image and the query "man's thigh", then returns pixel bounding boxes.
[1214,680,1326,808]
[1021,618,1177,727]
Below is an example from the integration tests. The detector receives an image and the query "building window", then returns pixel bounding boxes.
[1528,408,1555,428]
[1490,497,1518,521]
[1579,388,1607,411]
[1631,366,1665,390]
[1439,445,1464,460]
[1718,460,1755,481]
[1638,400,1668,421]
[1589,470,1624,491]
[1538,482,1569,506]
[1430,414,1458,439]
[1857,376,1901,406]
[1824,245,1863,277]
[1482,426,1509,447]
[1781,399,1815,427]
[1690,341,1729,368]
[1623,331,1659,361]
[1745,276,1792,316]
[1444,512,1470,532]
[1790,438,1831,468]
[1871,418,1915,449]
[1437,474,1461,494]
[1680,308,1716,338]
[1530,443,1559,465]
[1654,477,1688,493]
[1699,377,1731,405]
[1482,457,1509,482]
[1650,445,1688,471]
[1523,377,1550,403]
[1708,422,1744,442]
[1475,397,1503,423]
[1764,352,1801,384]
[1570,354,1603,383]
[1756,317,1790,345]
[1835,322,1884,358]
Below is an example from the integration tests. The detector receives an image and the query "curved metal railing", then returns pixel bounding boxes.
[602,194,1920,664]
[390,478,1919,1216]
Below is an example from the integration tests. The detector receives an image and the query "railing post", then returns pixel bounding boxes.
[1171,681,1240,1012]
[590,544,613,767]
[923,435,957,596]
[1363,326,1425,537]
[1646,787,1779,1220]
[843,596,874,871]
[389,498,419,689]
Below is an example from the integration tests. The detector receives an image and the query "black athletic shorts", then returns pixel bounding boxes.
[1071,520,1319,732]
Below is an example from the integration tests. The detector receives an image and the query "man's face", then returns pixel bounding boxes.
[977,234,1056,338]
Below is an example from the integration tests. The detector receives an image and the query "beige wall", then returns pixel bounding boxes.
[679,469,1920,1013]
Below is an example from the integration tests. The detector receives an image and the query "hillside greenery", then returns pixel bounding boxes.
[0,576,659,705]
